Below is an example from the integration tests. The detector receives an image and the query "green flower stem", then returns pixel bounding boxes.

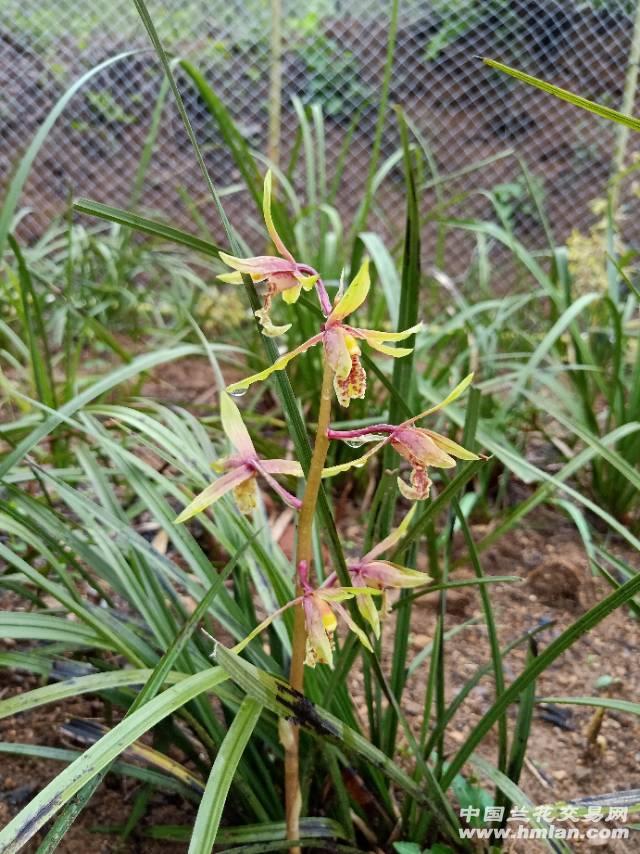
[285,358,334,851]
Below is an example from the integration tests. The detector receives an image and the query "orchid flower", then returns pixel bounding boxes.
[323,374,482,499]
[231,561,380,669]
[344,507,430,637]
[217,171,330,336]
[301,583,375,668]
[175,393,303,522]
[226,259,422,407]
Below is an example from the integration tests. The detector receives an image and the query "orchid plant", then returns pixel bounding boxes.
[176,170,479,848]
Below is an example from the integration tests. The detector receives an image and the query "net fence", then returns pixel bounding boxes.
[2,0,639,257]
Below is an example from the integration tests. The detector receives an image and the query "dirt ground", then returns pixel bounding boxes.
[1,498,638,851]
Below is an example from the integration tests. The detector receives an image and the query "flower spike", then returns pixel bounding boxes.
[175,393,303,522]
[227,258,423,407]
[217,171,328,335]
[324,374,482,498]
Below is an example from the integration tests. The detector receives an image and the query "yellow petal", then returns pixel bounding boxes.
[217,271,244,284]
[426,431,481,461]
[226,334,323,394]
[295,273,319,291]
[282,284,302,305]
[321,438,387,477]
[263,170,295,262]
[175,467,251,523]
[353,587,381,638]
[333,603,374,652]
[220,392,255,458]
[218,251,249,270]
[317,586,380,601]
[407,374,475,425]
[255,307,291,337]
[359,321,423,342]
[366,341,414,358]
[329,259,370,322]
[363,504,417,561]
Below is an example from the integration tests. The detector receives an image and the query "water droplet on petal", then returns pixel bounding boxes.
[344,433,387,448]
[346,438,368,448]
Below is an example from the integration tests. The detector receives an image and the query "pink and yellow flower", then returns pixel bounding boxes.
[346,508,430,637]
[217,171,328,336]
[301,584,375,668]
[231,564,380,668]
[175,392,303,522]
[226,259,422,407]
[324,374,482,499]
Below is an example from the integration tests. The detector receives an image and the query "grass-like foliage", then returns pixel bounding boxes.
[0,11,639,854]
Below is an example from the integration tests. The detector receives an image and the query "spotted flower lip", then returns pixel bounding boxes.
[323,373,482,498]
[217,170,329,336]
[175,393,303,522]
[226,258,423,407]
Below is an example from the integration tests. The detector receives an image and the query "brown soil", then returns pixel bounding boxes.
[1,502,638,851]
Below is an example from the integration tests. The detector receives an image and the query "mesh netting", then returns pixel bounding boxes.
[2,0,638,255]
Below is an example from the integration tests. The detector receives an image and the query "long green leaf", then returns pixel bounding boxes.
[0,668,228,853]
[73,199,224,256]
[0,345,203,478]
[484,58,640,132]
[214,645,427,800]
[189,697,262,853]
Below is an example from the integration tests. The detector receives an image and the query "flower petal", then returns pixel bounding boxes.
[317,586,381,599]
[362,505,417,562]
[365,341,414,358]
[175,466,252,523]
[226,333,323,394]
[405,373,475,426]
[359,560,430,589]
[232,596,301,655]
[350,575,381,638]
[332,603,373,652]
[426,430,480,461]
[353,321,423,343]
[281,284,302,305]
[217,271,244,284]
[262,170,295,263]
[304,595,335,668]
[220,392,255,458]
[333,351,366,408]
[219,251,296,276]
[255,307,292,338]
[323,327,352,379]
[321,438,387,478]
[295,272,319,291]
[392,428,456,468]
[233,476,259,514]
[397,466,432,501]
[254,463,302,510]
[259,458,304,476]
[328,258,370,322]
